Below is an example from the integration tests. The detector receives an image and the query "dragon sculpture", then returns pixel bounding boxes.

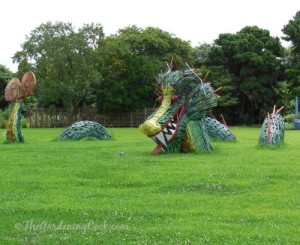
[139,63,235,155]
[258,105,284,146]
[4,71,36,142]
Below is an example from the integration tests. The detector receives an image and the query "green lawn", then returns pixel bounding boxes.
[0,127,299,244]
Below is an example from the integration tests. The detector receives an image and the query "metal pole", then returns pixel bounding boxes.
[296,96,299,118]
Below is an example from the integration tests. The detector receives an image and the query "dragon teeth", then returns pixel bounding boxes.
[153,131,167,147]
[165,133,173,141]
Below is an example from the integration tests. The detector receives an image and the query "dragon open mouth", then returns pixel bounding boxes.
[151,105,185,155]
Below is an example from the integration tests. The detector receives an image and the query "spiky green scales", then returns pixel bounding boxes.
[203,117,235,141]
[59,121,112,140]
[258,114,284,146]
[180,120,213,153]
[6,101,24,143]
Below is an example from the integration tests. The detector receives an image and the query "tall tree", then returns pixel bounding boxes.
[205,26,284,123]
[282,11,300,53]
[282,11,300,99]
[13,22,104,109]
[0,65,12,109]
[192,43,212,68]
[193,43,239,123]
[96,26,193,113]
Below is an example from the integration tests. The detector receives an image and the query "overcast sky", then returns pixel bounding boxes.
[1,0,299,72]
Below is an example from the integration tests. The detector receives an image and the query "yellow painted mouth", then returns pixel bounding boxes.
[139,120,162,137]
[139,85,173,137]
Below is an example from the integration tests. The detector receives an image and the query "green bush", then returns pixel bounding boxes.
[0,108,30,129]
[0,117,6,128]
[21,117,29,128]
[0,108,10,129]
[283,114,296,123]
[285,122,295,130]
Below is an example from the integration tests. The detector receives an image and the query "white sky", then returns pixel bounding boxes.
[1,0,299,72]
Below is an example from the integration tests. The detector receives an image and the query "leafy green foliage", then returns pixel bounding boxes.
[96,26,193,113]
[192,43,212,68]
[199,65,239,122]
[5,17,299,125]
[204,26,285,124]
[0,107,10,128]
[0,65,12,109]
[282,11,300,98]
[282,11,300,53]
[13,22,104,109]
[283,113,296,123]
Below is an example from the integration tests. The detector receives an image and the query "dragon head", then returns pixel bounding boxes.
[139,64,219,155]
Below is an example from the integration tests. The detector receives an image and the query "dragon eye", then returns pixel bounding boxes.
[171,95,179,102]
[157,96,163,103]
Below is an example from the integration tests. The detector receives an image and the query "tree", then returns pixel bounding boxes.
[193,43,239,123]
[282,11,300,53]
[192,43,212,68]
[0,65,12,109]
[282,11,300,99]
[96,26,194,113]
[13,22,105,110]
[205,26,285,124]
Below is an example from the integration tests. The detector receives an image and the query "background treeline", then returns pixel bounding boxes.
[1,11,300,125]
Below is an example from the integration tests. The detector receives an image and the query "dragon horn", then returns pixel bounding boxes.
[185,62,206,95]
[204,71,210,81]
[276,106,284,114]
[272,105,276,115]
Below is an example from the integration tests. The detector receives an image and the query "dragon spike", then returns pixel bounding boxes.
[214,87,222,93]
[267,112,271,145]
[165,61,171,70]
[276,106,284,114]
[165,58,176,75]
[204,71,210,81]
[185,62,206,95]
[272,105,276,115]
[220,114,229,129]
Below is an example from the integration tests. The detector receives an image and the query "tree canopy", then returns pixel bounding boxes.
[282,11,300,53]
[203,26,285,123]
[0,65,12,109]
[282,11,300,99]
[13,22,104,109]
[0,13,297,124]
[96,26,193,113]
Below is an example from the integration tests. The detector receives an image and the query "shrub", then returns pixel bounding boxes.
[284,114,296,123]
[0,108,10,129]
[0,107,30,129]
[0,116,6,128]
[21,117,30,128]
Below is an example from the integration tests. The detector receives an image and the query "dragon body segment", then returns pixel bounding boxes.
[59,121,112,140]
[6,102,24,142]
[258,106,284,146]
[139,65,235,155]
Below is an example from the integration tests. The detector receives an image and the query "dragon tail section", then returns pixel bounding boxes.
[258,106,285,146]
[203,117,236,141]
[181,120,212,153]
[6,101,24,143]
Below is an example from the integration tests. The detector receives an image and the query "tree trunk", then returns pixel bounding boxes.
[240,93,246,120]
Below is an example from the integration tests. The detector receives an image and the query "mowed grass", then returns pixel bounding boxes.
[0,127,299,244]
